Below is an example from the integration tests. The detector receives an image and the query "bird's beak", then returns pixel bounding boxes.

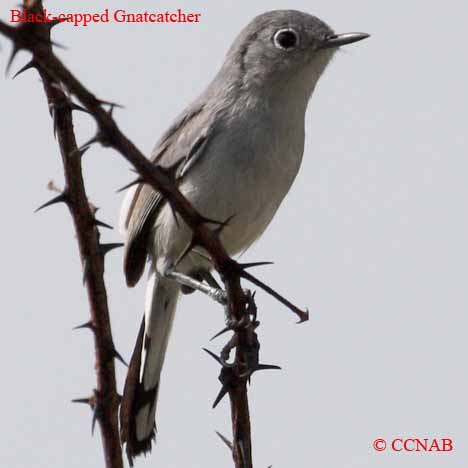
[319,32,370,49]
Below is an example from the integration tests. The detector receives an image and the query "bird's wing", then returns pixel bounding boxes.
[121,101,218,286]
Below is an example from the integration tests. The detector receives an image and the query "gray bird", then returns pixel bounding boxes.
[119,9,368,464]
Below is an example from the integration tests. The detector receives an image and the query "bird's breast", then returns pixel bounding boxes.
[186,108,305,253]
[153,103,306,266]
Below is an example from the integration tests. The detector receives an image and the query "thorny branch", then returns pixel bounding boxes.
[1,3,308,467]
[8,2,124,468]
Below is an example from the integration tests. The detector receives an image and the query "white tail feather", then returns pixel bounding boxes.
[134,268,180,442]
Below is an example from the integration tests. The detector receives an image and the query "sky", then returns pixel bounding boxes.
[1,1,468,467]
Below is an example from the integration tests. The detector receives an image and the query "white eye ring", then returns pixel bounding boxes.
[273,28,299,50]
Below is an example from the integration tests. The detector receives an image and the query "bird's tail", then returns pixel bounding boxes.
[120,269,179,465]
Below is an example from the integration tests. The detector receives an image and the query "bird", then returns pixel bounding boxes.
[119,9,368,464]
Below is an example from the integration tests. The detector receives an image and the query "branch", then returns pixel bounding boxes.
[6,2,123,467]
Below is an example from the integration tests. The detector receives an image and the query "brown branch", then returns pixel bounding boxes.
[1,8,306,467]
[8,2,124,468]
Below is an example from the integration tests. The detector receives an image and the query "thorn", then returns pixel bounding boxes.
[73,320,95,331]
[50,97,90,137]
[212,384,229,409]
[203,347,234,379]
[72,389,100,436]
[246,290,258,322]
[94,218,113,230]
[45,18,63,31]
[72,146,90,159]
[210,326,232,342]
[51,39,67,50]
[112,348,128,367]
[82,257,90,285]
[195,213,225,226]
[13,59,37,79]
[202,348,224,366]
[91,404,102,435]
[98,242,124,256]
[159,157,186,181]
[107,104,117,118]
[77,137,99,154]
[34,192,69,213]
[201,271,221,289]
[73,389,99,435]
[72,396,92,405]
[197,216,218,225]
[297,308,310,324]
[6,45,20,76]
[256,364,282,371]
[239,269,309,323]
[196,213,236,230]
[71,133,103,157]
[211,313,254,342]
[215,431,233,451]
[33,31,67,50]
[47,101,55,118]
[69,102,90,114]
[116,177,145,193]
[213,214,236,237]
[98,99,125,110]
[239,261,274,270]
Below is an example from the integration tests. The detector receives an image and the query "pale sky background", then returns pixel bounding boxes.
[1,1,468,467]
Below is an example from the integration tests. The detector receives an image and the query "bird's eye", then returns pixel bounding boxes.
[273,28,299,50]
